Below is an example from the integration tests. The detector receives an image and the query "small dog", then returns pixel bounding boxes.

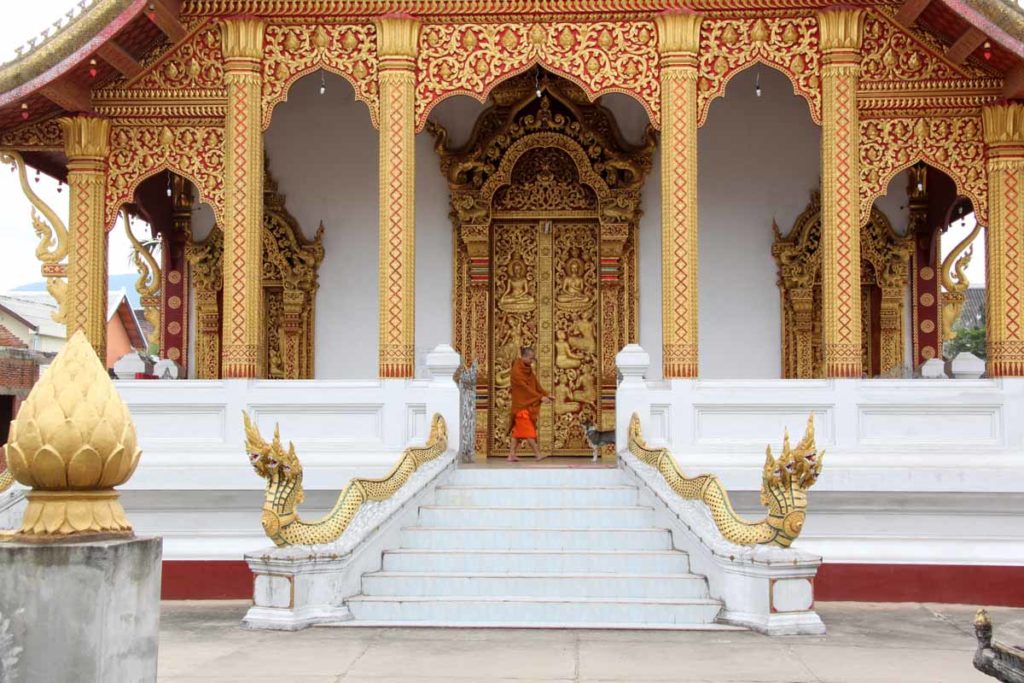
[582,420,616,462]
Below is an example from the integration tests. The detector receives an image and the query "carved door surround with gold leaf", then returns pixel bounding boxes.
[430,72,654,459]
[773,191,913,378]
[186,158,324,379]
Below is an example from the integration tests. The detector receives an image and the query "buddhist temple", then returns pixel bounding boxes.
[0,0,1022,627]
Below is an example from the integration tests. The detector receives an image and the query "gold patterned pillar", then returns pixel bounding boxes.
[220,19,265,378]
[377,16,420,378]
[655,12,702,378]
[185,227,223,380]
[983,103,1024,376]
[61,115,111,362]
[818,10,864,378]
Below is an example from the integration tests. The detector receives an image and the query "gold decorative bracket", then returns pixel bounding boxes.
[0,148,69,323]
[122,208,163,343]
[939,218,983,343]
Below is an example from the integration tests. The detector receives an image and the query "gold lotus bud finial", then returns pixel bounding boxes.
[5,331,142,540]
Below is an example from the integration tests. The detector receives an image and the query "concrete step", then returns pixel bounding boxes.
[346,595,723,626]
[361,571,710,599]
[448,468,625,487]
[434,485,639,507]
[399,526,673,551]
[417,506,656,529]
[382,549,691,574]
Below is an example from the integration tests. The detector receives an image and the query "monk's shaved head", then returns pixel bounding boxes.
[520,346,534,359]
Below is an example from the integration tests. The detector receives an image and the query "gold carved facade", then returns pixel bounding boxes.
[185,160,324,379]
[432,73,653,458]
[774,191,913,378]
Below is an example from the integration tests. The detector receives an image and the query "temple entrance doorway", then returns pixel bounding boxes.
[430,72,654,459]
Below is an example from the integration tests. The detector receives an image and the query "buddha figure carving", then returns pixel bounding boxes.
[570,311,597,355]
[554,381,581,415]
[556,258,592,310]
[493,325,523,388]
[499,258,535,313]
[555,330,584,369]
[577,371,598,405]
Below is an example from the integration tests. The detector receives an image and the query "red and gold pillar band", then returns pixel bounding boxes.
[61,115,111,362]
[220,18,265,378]
[984,103,1024,376]
[377,16,420,378]
[818,9,864,378]
[162,174,192,370]
[655,11,702,379]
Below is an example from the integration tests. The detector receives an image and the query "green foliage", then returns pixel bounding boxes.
[945,322,986,359]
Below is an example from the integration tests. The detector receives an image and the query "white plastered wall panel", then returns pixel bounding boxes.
[263,72,379,379]
[697,68,821,379]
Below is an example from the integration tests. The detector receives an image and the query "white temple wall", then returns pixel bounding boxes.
[696,68,821,378]
[263,73,380,379]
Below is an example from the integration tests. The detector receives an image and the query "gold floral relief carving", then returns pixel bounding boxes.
[416,22,660,131]
[120,20,224,92]
[261,22,379,130]
[859,116,987,225]
[106,123,226,230]
[697,17,822,126]
[860,12,979,84]
[0,116,64,150]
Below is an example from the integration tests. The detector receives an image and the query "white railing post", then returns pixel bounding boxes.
[616,344,651,453]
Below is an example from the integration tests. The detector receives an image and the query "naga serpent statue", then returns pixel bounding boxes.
[243,412,448,546]
[627,413,824,547]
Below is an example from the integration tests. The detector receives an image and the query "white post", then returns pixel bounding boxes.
[615,344,651,453]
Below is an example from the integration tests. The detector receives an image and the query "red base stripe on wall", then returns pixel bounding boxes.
[162,560,253,600]
[160,560,1024,606]
[815,563,1024,606]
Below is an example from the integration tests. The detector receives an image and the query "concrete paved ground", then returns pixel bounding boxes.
[159,601,1024,682]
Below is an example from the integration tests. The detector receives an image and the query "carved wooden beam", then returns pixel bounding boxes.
[96,41,143,80]
[38,79,92,113]
[896,0,932,26]
[145,0,186,43]
[947,27,987,65]
[1003,63,1024,100]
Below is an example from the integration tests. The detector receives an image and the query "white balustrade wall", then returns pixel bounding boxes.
[109,346,461,561]
[616,345,1024,568]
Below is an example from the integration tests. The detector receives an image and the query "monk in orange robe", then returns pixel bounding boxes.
[508,347,552,462]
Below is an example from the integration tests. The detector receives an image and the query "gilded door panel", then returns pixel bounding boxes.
[491,221,539,454]
[552,222,600,453]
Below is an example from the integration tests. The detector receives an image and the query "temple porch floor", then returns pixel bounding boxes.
[158,601,1023,682]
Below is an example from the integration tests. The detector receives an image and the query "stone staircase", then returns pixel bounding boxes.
[343,467,731,629]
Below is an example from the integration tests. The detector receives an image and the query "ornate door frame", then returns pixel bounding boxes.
[430,73,654,459]
[773,191,914,378]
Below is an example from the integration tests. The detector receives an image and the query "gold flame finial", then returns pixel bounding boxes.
[4,331,142,540]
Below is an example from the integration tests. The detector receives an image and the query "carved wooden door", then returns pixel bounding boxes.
[490,219,601,456]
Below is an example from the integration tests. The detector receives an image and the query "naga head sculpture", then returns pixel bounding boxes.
[760,414,825,547]
[242,412,303,543]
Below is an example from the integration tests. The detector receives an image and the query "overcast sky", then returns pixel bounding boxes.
[0,2,987,294]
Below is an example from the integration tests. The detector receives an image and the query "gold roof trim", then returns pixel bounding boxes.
[0,0,136,96]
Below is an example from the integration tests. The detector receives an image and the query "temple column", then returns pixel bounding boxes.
[60,115,111,361]
[818,9,865,378]
[983,103,1024,376]
[655,12,702,378]
[184,228,223,380]
[461,228,489,464]
[162,174,192,370]
[220,19,265,378]
[377,16,420,378]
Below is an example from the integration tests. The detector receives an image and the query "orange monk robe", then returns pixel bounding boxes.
[508,358,548,435]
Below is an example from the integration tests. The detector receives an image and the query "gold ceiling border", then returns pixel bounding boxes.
[0,116,64,151]
[261,22,380,130]
[105,120,226,230]
[696,16,822,127]
[182,1,888,18]
[416,22,660,131]
[859,115,988,225]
